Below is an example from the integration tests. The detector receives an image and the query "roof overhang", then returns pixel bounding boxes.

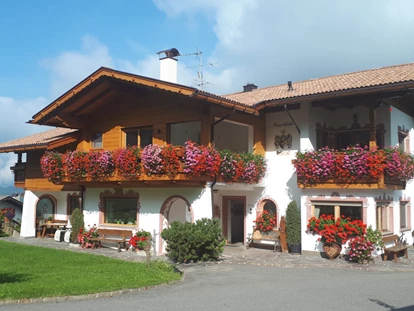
[0,131,79,153]
[255,81,414,110]
[29,67,258,127]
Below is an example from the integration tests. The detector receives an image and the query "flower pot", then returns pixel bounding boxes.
[289,244,301,254]
[323,243,341,260]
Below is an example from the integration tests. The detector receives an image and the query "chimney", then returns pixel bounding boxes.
[156,48,180,84]
[287,81,294,91]
[243,83,258,92]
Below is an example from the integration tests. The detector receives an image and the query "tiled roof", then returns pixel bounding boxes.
[0,128,77,152]
[224,63,414,106]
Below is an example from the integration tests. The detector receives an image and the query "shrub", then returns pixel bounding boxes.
[161,218,225,263]
[70,208,84,243]
[366,225,384,252]
[286,200,301,245]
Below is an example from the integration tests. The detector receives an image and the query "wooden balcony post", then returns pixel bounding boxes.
[369,103,377,150]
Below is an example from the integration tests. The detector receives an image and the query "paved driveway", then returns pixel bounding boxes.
[5,263,414,311]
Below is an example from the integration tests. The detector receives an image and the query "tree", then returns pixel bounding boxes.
[286,200,301,245]
[70,208,84,243]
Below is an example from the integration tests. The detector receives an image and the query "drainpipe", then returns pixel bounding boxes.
[209,108,236,214]
[80,186,85,211]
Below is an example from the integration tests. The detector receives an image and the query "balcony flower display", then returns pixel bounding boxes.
[237,152,267,184]
[383,147,414,181]
[219,150,267,183]
[40,151,65,182]
[219,149,240,182]
[293,146,414,186]
[40,141,267,184]
[65,150,89,181]
[113,146,141,179]
[86,150,115,180]
[141,144,180,177]
[184,141,221,177]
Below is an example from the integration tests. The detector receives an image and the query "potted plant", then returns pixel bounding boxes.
[70,208,84,244]
[286,200,301,254]
[47,216,53,224]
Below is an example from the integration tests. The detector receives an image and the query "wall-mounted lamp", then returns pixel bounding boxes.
[352,113,358,124]
[248,204,255,214]
[157,129,161,134]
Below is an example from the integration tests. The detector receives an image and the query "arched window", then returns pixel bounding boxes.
[256,198,279,227]
[36,195,56,220]
[263,201,277,215]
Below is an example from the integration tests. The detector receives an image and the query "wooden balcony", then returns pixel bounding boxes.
[297,175,406,190]
[10,163,26,188]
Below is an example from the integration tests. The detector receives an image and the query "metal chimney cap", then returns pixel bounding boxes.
[287,81,293,91]
[157,48,180,60]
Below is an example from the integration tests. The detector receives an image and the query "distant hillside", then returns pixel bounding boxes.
[0,186,21,196]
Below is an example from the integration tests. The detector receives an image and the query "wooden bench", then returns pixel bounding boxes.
[382,234,410,263]
[247,229,281,252]
[90,228,133,252]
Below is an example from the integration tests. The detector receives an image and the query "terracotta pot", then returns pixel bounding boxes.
[323,243,342,260]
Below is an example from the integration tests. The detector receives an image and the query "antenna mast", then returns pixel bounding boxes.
[181,47,217,90]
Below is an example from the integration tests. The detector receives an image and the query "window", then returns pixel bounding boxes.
[67,194,81,216]
[312,203,361,221]
[400,202,410,230]
[36,196,55,219]
[263,201,277,215]
[398,126,410,153]
[104,198,137,225]
[376,204,391,233]
[170,121,201,146]
[125,128,153,148]
[92,132,103,149]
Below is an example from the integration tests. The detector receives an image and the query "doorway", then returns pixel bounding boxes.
[222,197,246,244]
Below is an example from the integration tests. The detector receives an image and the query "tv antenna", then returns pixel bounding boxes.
[181,47,218,90]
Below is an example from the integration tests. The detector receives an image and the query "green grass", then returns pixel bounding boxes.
[0,240,181,300]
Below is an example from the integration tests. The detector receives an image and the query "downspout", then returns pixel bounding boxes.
[209,108,236,215]
[80,185,85,211]
[285,105,301,135]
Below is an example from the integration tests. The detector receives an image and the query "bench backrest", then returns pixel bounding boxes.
[382,235,398,248]
[98,229,133,239]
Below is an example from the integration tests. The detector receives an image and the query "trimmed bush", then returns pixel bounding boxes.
[161,218,225,263]
[70,208,84,243]
[286,200,301,245]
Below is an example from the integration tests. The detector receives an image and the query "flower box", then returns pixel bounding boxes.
[293,146,414,190]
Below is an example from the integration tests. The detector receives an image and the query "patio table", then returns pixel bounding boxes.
[40,222,67,238]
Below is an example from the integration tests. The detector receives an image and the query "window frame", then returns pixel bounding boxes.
[399,200,411,231]
[398,126,410,153]
[67,193,82,219]
[98,189,140,227]
[376,203,392,234]
[168,120,201,146]
[123,127,153,148]
[310,202,362,221]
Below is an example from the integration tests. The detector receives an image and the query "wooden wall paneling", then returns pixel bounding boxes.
[153,123,167,145]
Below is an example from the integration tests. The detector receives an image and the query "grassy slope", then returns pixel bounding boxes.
[0,240,181,300]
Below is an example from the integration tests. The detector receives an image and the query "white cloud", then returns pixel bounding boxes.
[40,35,114,98]
[0,96,48,186]
[154,0,414,94]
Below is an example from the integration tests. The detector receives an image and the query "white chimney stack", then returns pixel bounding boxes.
[156,48,180,84]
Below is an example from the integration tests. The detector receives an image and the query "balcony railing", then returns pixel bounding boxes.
[40,142,267,185]
[293,146,413,190]
[10,163,26,186]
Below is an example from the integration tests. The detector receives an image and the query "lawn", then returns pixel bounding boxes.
[0,240,181,300]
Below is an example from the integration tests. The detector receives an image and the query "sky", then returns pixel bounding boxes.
[1,0,414,186]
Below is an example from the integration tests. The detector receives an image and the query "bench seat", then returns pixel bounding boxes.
[94,229,134,252]
[382,234,410,263]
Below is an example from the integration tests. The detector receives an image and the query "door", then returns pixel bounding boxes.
[222,197,245,244]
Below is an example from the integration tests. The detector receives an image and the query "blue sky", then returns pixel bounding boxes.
[1,0,414,186]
